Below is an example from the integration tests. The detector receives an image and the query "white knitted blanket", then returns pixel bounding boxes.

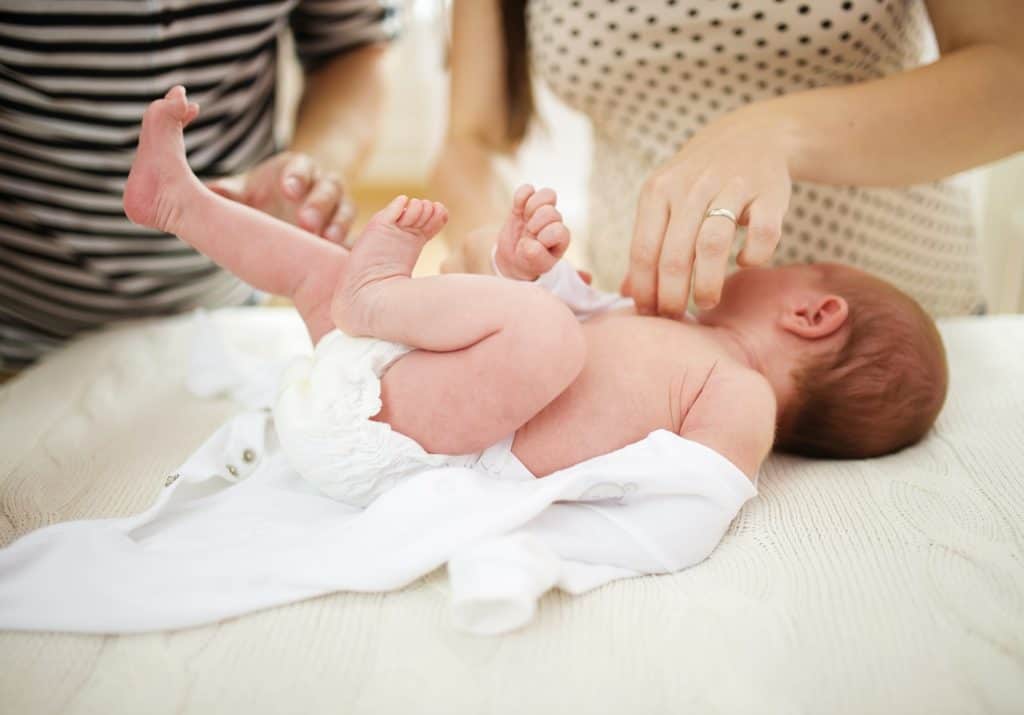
[1,308,1021,714]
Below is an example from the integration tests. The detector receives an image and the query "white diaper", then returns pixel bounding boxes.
[274,330,532,507]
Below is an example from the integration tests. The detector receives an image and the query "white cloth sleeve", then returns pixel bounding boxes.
[492,249,634,320]
[448,431,756,634]
[449,493,743,633]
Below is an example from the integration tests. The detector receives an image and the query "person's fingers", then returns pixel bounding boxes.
[692,184,749,309]
[526,205,562,235]
[298,174,342,234]
[511,184,534,217]
[654,197,714,319]
[536,221,569,259]
[578,270,593,285]
[324,197,356,245]
[627,187,670,314]
[281,153,315,201]
[737,188,790,267]
[516,238,557,275]
[524,187,557,220]
[651,175,719,317]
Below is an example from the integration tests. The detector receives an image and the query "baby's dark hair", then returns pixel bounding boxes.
[776,264,948,459]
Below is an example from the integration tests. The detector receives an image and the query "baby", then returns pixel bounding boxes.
[125,88,948,506]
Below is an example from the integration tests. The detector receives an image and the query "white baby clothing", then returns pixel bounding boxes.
[0,264,759,635]
[0,399,755,635]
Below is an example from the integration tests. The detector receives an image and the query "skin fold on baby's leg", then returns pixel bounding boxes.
[126,86,586,457]
[333,195,586,455]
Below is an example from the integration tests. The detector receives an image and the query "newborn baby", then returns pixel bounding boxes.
[125,87,948,506]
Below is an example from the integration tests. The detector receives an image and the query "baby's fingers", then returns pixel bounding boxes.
[536,221,569,260]
[515,237,558,276]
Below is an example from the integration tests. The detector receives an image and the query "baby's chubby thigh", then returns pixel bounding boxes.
[377,286,588,457]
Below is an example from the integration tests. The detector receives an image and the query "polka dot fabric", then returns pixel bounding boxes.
[528,0,983,316]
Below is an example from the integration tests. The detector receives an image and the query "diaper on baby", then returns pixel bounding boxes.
[274,330,531,507]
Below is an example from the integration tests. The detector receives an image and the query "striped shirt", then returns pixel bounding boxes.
[0,0,396,370]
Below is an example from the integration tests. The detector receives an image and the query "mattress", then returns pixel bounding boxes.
[1,308,1022,714]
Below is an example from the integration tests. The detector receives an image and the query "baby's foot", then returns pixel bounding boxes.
[123,85,201,233]
[494,184,570,281]
[331,195,448,336]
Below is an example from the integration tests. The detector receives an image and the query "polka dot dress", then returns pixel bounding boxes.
[528,0,984,316]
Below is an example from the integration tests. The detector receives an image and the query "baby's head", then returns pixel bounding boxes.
[697,263,948,459]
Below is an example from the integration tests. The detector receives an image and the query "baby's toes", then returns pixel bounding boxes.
[526,204,562,236]
[398,198,424,228]
[183,102,200,127]
[412,200,434,228]
[524,187,557,222]
[162,86,191,119]
[374,195,409,225]
[536,221,570,259]
[419,201,448,238]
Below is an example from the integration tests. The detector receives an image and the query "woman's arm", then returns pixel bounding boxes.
[783,0,1024,186]
[429,0,521,272]
[627,0,1024,316]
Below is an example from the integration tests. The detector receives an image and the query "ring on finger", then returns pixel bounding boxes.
[704,207,738,224]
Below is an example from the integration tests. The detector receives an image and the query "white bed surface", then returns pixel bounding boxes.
[1,309,1022,714]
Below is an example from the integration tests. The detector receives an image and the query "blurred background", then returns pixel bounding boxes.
[281,0,1023,312]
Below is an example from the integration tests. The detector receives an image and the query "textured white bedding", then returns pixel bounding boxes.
[1,308,1022,714]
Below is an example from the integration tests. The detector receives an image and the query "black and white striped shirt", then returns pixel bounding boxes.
[0,0,395,370]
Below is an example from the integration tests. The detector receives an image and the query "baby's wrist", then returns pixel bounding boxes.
[491,246,541,282]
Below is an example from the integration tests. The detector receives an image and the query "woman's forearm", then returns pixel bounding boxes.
[775,43,1024,187]
[290,44,389,183]
[429,138,510,244]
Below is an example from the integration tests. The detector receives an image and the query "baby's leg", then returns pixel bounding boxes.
[124,86,344,339]
[333,197,586,455]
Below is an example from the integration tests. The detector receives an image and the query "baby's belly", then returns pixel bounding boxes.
[511,316,702,477]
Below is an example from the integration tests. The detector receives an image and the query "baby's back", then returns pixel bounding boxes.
[512,312,772,478]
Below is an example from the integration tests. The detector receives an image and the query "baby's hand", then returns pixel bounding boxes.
[494,185,570,281]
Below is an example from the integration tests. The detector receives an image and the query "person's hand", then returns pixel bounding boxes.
[494,185,571,281]
[207,151,354,245]
[624,104,796,317]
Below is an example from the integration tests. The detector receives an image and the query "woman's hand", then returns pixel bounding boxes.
[208,151,355,245]
[625,104,798,317]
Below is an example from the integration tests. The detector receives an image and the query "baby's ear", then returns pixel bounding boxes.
[779,294,849,340]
